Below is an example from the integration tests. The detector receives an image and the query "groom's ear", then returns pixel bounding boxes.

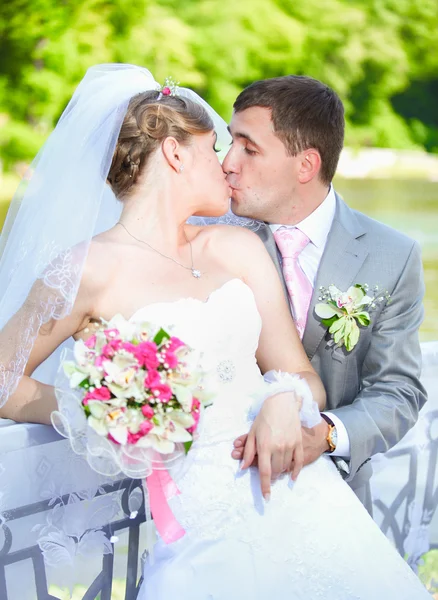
[161,136,184,174]
[297,149,321,184]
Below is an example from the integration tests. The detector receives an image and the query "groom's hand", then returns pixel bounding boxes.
[301,421,330,464]
[232,420,330,469]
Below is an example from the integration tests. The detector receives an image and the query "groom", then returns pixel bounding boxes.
[225,75,427,512]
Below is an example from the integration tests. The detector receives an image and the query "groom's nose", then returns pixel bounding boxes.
[222,145,240,175]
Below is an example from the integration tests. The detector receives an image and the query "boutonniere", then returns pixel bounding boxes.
[315,284,390,351]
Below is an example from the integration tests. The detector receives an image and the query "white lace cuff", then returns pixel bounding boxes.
[250,371,321,428]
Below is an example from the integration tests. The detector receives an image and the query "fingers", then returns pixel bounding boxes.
[241,432,256,470]
[282,445,294,476]
[291,443,304,481]
[231,447,244,460]
[233,434,248,448]
[257,447,272,501]
[270,440,286,480]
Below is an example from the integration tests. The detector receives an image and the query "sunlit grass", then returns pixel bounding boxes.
[418,549,438,596]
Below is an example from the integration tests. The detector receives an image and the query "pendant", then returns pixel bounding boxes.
[192,268,201,278]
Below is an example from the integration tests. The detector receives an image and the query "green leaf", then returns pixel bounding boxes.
[356,311,371,327]
[78,378,91,390]
[183,440,192,454]
[345,320,360,351]
[322,316,338,328]
[329,317,346,334]
[153,328,171,345]
[344,317,353,336]
[333,322,346,345]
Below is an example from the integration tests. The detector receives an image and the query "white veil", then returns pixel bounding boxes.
[0,63,232,599]
[0,63,231,406]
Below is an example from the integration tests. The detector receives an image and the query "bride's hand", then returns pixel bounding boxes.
[240,392,303,500]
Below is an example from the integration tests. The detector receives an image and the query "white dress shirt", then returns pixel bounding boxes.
[270,186,351,458]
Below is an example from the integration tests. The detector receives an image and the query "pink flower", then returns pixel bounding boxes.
[127,431,142,444]
[108,432,121,445]
[139,420,154,435]
[127,420,154,444]
[162,86,171,96]
[84,335,96,349]
[188,397,201,434]
[136,341,159,370]
[163,350,178,369]
[104,328,120,339]
[94,354,105,368]
[102,339,122,358]
[168,337,185,352]
[153,383,173,403]
[146,371,172,401]
[141,405,155,419]
[144,369,161,389]
[121,342,138,355]
[84,386,112,402]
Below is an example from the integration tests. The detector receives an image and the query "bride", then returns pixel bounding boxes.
[0,64,430,599]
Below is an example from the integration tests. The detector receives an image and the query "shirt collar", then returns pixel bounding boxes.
[269,185,336,249]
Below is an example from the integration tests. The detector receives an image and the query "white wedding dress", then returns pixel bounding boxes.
[132,279,429,600]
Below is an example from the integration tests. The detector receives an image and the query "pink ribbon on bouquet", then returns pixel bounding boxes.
[145,467,185,543]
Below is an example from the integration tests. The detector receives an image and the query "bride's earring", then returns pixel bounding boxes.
[179,165,184,173]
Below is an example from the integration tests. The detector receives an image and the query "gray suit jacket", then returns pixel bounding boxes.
[254,192,428,502]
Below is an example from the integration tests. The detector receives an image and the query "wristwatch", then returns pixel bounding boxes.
[321,414,338,454]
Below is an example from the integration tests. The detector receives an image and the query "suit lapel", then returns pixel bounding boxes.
[302,194,368,360]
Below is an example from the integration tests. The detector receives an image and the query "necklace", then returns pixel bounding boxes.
[116,221,202,278]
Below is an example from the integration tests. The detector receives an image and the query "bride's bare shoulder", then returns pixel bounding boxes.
[192,223,262,247]
[75,235,119,292]
[192,223,267,260]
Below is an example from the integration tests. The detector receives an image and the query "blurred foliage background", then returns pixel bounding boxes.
[0,0,438,172]
[0,0,438,342]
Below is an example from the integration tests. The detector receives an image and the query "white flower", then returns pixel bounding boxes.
[106,314,137,340]
[73,338,93,366]
[314,303,343,320]
[124,407,144,434]
[87,401,111,437]
[315,283,384,352]
[136,411,195,454]
[103,356,140,392]
[87,402,129,444]
[135,320,155,342]
[170,382,194,412]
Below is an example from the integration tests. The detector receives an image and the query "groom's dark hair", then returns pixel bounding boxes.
[233,76,344,185]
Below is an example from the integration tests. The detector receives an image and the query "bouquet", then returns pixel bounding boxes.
[53,314,214,543]
[62,314,211,456]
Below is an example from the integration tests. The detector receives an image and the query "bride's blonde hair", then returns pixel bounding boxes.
[107,91,214,199]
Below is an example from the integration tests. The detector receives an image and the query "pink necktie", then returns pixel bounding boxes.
[274,227,312,339]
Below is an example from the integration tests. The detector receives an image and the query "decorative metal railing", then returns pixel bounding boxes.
[1,341,437,599]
